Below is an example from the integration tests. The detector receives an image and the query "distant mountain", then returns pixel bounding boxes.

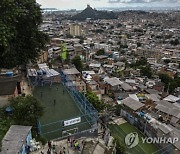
[71,5,117,21]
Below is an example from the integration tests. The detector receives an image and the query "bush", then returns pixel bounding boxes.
[115,138,126,154]
[108,93,115,99]
[86,91,105,112]
[96,49,105,56]
[36,136,47,146]
[140,66,153,78]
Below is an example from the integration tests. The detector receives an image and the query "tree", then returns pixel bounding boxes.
[170,39,179,46]
[137,42,141,47]
[10,95,43,126]
[169,81,178,93]
[0,0,49,68]
[115,104,122,116]
[117,23,122,28]
[158,73,180,93]
[140,66,153,78]
[75,36,85,44]
[72,55,84,72]
[136,58,147,66]
[164,59,171,64]
[120,44,128,49]
[158,73,172,91]
[90,43,94,47]
[86,91,104,112]
[169,75,180,93]
[130,58,148,68]
[158,73,172,85]
[96,49,105,56]
[66,33,73,38]
[115,138,126,154]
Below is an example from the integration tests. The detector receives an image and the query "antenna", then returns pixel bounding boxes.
[87,4,91,8]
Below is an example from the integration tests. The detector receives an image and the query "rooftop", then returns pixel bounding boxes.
[63,68,80,75]
[163,95,180,103]
[121,83,133,91]
[104,77,123,87]
[89,63,101,68]
[1,125,32,154]
[121,97,145,111]
[155,104,180,118]
[145,89,160,94]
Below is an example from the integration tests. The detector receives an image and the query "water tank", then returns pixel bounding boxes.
[42,70,47,75]
[6,72,13,77]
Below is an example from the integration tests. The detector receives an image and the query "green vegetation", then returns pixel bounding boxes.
[130,58,153,78]
[158,73,180,93]
[120,44,128,49]
[86,91,105,112]
[90,43,94,47]
[0,0,49,68]
[117,23,122,28]
[140,65,153,78]
[72,55,84,72]
[96,49,105,56]
[75,36,86,44]
[66,33,73,38]
[170,39,179,46]
[0,95,43,151]
[134,28,144,33]
[158,73,172,86]
[10,95,43,126]
[131,58,148,67]
[114,104,123,116]
[163,59,171,64]
[137,42,142,47]
[109,123,159,154]
[115,138,126,154]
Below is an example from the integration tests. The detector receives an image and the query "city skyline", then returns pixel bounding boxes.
[36,0,180,10]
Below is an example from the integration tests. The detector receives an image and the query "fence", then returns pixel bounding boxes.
[37,69,98,140]
[109,123,146,154]
[120,109,174,154]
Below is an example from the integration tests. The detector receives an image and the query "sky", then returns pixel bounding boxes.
[36,0,180,10]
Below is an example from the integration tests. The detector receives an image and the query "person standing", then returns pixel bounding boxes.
[63,147,66,154]
[47,149,51,154]
[54,99,56,105]
[67,137,70,143]
[70,139,73,147]
[48,141,52,150]
[40,91,43,97]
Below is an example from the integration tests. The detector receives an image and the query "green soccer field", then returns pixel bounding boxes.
[33,83,90,140]
[109,122,160,154]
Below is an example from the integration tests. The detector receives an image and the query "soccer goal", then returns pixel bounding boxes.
[62,127,78,137]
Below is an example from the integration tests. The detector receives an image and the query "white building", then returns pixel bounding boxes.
[70,24,81,36]
[94,43,111,52]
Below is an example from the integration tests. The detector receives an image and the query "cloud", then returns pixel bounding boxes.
[108,0,180,3]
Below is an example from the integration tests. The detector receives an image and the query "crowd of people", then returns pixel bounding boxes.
[40,137,81,154]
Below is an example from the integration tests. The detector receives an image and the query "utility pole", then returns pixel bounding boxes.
[143,119,148,134]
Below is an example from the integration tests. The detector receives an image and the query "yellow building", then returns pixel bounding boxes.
[70,24,81,36]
